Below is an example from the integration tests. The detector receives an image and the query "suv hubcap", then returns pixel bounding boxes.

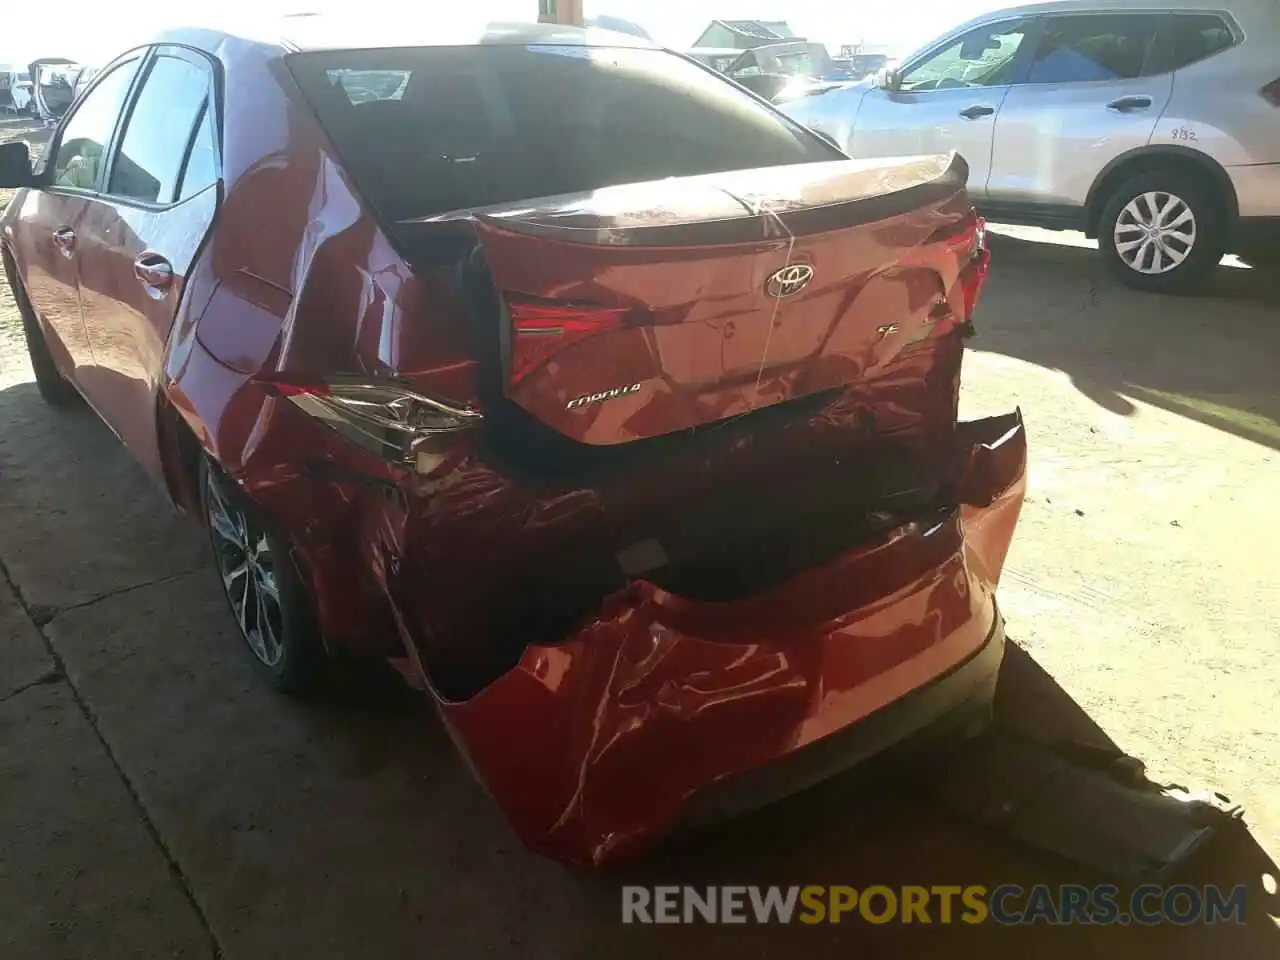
[1114,191,1197,275]
[206,476,284,667]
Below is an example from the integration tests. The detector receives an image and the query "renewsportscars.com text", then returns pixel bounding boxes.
[621,884,1247,926]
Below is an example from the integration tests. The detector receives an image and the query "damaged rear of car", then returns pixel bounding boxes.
[94,26,1025,865]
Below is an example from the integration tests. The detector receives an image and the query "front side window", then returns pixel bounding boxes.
[109,54,211,204]
[1023,14,1160,84]
[51,59,140,190]
[288,45,837,221]
[899,20,1033,91]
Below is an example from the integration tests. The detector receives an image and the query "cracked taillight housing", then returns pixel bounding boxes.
[959,216,990,319]
[261,375,482,474]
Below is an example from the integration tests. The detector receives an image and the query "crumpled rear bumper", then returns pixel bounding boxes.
[438,411,1027,867]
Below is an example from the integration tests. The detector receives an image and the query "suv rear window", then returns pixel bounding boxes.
[1023,13,1161,84]
[288,45,836,221]
[1164,14,1238,71]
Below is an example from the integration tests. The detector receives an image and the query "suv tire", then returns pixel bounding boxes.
[1099,170,1226,294]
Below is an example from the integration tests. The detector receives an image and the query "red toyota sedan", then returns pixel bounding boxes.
[0,17,1025,866]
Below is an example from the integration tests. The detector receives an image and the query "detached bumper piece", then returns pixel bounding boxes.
[440,411,1028,867]
[932,730,1245,882]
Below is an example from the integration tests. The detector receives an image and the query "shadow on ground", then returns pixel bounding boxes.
[0,373,1276,959]
[976,230,1280,449]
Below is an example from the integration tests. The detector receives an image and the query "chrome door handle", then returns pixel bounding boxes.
[133,253,173,298]
[1107,96,1152,113]
[52,225,76,257]
[959,104,995,120]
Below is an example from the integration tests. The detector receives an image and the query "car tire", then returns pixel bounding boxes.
[200,460,328,695]
[10,274,79,406]
[1098,170,1226,293]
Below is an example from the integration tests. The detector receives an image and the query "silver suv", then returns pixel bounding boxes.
[784,0,1280,292]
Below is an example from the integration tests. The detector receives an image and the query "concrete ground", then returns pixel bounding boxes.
[1,116,1278,957]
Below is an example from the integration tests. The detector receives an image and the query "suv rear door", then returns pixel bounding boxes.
[988,11,1172,206]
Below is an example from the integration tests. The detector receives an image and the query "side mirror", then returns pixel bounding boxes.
[875,66,902,92]
[0,141,36,189]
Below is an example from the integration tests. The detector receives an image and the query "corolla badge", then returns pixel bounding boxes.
[765,263,814,298]
[566,383,642,410]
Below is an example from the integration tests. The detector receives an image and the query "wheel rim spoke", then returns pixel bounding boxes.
[1166,208,1194,232]
[236,573,251,636]
[207,485,242,548]
[257,567,280,602]
[222,561,249,590]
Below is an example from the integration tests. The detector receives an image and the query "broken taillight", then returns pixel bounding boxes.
[506,295,630,386]
[259,375,482,474]
[950,215,989,320]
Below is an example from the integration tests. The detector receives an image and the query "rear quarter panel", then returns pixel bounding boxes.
[1158,12,1280,167]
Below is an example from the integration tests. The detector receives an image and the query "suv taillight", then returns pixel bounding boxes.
[1262,78,1280,106]
[259,375,482,474]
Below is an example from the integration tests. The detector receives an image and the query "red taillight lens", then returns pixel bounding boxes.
[951,215,989,320]
[959,247,991,320]
[1262,78,1280,106]
[506,295,629,385]
[258,375,481,473]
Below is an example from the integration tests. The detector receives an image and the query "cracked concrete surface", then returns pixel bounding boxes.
[1,126,1278,958]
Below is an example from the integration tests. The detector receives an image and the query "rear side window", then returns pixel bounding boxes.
[1023,14,1160,84]
[109,55,211,204]
[288,45,837,221]
[178,104,218,201]
[1162,14,1238,71]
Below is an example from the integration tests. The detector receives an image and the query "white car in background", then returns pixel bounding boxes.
[783,0,1280,292]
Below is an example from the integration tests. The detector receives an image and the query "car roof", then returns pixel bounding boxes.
[962,0,1261,19]
[155,14,658,58]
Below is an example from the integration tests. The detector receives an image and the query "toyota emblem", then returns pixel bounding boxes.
[765,264,814,298]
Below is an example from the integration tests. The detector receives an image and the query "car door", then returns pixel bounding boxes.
[848,17,1037,198]
[988,12,1172,206]
[73,47,220,478]
[8,57,142,379]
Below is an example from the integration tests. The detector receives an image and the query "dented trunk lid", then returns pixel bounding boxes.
[402,152,984,446]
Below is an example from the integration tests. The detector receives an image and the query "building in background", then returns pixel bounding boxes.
[692,19,796,50]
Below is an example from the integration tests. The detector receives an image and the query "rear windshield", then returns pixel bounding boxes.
[287,44,837,221]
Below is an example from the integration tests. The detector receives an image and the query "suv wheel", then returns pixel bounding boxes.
[1099,170,1225,293]
[201,460,328,695]
[10,274,79,406]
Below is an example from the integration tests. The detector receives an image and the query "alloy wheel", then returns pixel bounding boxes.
[1113,191,1197,275]
[206,474,285,668]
